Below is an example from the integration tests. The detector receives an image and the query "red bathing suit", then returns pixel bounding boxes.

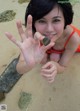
[46,25,80,54]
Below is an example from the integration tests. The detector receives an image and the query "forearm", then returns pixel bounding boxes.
[16,60,32,74]
[16,54,35,74]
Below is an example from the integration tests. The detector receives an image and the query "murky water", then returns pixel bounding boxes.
[0,0,80,111]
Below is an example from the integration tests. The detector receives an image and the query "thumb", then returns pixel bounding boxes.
[43,41,55,51]
[34,32,45,41]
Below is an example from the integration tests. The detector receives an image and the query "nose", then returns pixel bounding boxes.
[47,23,54,32]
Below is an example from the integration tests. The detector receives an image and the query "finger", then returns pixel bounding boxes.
[41,69,57,77]
[5,32,21,47]
[16,20,26,41]
[41,72,55,83]
[41,69,57,83]
[42,62,53,69]
[25,15,33,37]
[42,41,55,51]
[41,67,56,74]
[34,32,45,46]
[47,71,57,83]
[34,32,44,41]
[34,32,53,46]
[41,72,54,78]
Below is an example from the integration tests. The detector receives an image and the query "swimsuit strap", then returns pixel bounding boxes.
[46,29,75,54]
[70,25,80,36]
[64,29,75,48]
[46,26,76,54]
[46,47,65,54]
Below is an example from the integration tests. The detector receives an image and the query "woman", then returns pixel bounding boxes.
[0,1,80,98]
[1,0,80,100]
[5,0,80,83]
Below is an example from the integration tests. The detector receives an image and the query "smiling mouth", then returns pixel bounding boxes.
[43,33,57,39]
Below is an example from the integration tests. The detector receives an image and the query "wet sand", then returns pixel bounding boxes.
[0,1,80,111]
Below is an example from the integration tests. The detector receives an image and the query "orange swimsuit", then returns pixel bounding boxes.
[46,25,80,54]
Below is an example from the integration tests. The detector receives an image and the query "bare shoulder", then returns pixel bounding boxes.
[65,25,80,50]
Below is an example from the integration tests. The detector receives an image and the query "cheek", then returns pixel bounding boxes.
[51,24,64,42]
[55,24,64,36]
[34,24,46,34]
[35,27,43,33]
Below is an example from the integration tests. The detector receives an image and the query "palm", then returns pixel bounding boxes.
[20,37,45,65]
[5,15,54,67]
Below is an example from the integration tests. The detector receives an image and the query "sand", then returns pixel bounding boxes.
[0,0,80,111]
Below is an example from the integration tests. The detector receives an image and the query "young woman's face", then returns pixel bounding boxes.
[34,5,65,42]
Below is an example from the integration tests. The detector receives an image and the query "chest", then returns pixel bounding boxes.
[53,35,69,50]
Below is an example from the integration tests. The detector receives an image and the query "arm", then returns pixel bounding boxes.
[58,32,80,73]
[16,53,33,74]
[5,15,54,74]
[41,33,80,83]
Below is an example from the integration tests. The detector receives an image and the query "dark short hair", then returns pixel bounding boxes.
[25,0,74,31]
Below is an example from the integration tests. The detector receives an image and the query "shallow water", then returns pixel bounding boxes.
[0,0,80,111]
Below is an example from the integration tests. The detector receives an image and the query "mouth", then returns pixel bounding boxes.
[43,33,57,39]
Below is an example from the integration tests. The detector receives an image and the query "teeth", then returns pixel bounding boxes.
[53,33,57,35]
[43,33,57,38]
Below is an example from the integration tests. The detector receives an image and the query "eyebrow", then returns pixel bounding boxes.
[52,16,62,19]
[42,16,62,20]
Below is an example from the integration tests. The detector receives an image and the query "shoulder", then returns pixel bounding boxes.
[65,25,80,50]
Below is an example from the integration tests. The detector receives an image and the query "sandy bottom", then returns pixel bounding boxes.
[0,1,80,111]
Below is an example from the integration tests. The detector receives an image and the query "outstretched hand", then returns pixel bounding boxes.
[5,15,54,68]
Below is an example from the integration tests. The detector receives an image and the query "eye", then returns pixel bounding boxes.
[38,20,46,24]
[52,19,61,23]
